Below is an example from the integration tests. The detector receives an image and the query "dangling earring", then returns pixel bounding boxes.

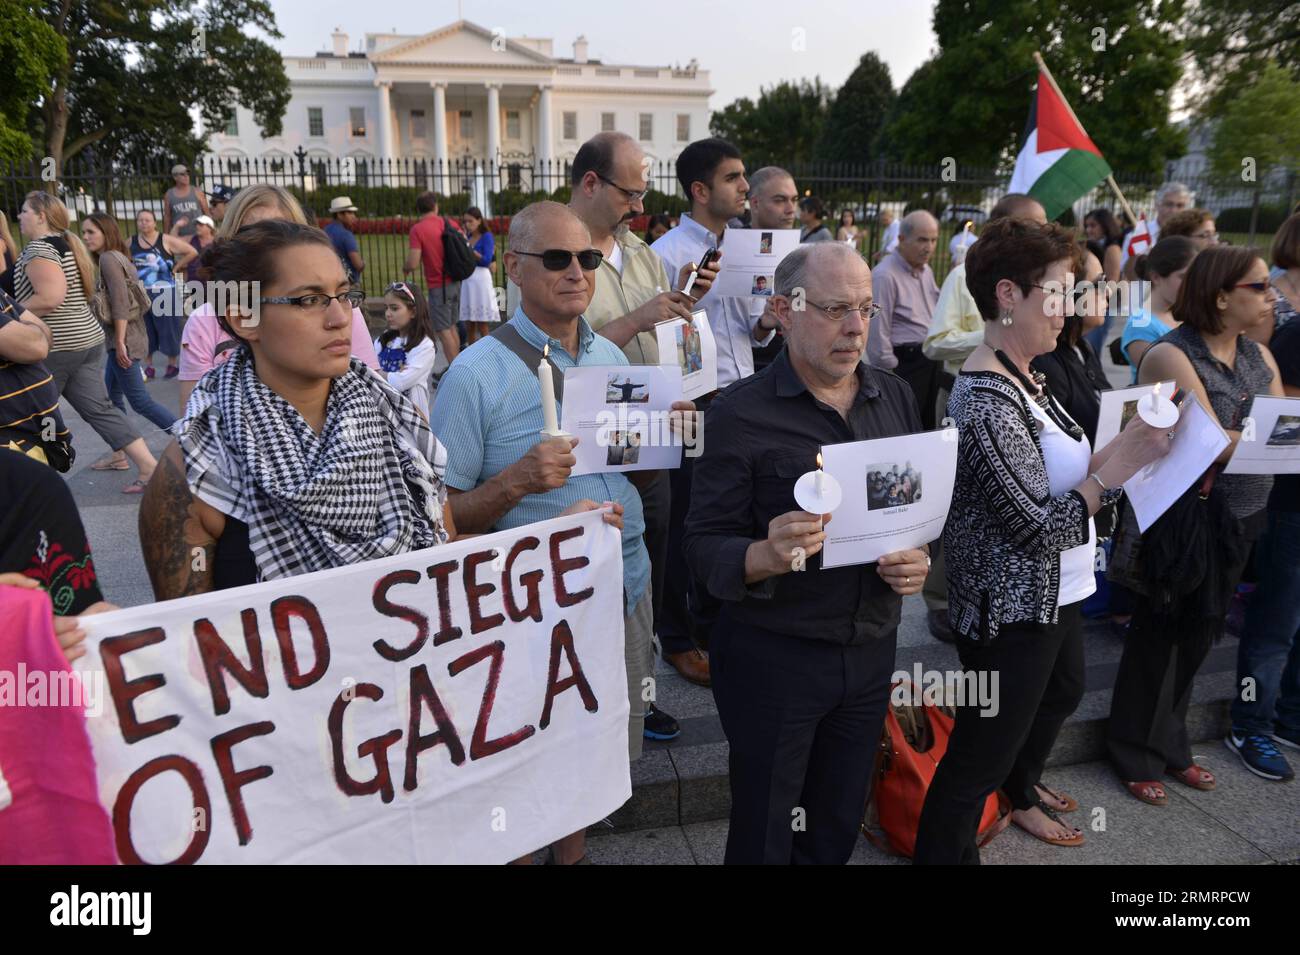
[1000,308,1014,326]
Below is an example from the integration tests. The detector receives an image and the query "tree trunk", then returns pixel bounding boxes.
[1248,189,1261,247]
[42,82,69,194]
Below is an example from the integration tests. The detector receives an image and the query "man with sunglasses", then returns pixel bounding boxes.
[563,131,717,692]
[430,201,661,864]
[683,242,929,864]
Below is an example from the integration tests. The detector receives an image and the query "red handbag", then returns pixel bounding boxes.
[863,682,1011,858]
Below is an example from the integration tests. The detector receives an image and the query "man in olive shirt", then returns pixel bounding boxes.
[566,132,717,699]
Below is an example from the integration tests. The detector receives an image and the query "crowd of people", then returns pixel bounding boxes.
[3,128,1300,867]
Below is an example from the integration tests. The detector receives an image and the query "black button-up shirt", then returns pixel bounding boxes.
[683,348,922,645]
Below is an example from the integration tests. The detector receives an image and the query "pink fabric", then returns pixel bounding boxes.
[0,586,117,864]
[179,303,380,380]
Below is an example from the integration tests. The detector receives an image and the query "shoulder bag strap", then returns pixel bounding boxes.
[489,322,565,403]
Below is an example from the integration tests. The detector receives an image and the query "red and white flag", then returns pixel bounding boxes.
[1126,218,1153,258]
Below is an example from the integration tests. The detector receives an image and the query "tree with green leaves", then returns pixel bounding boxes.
[817,52,895,164]
[875,0,1187,174]
[0,7,66,164]
[709,78,832,166]
[1184,0,1300,112]
[32,1,292,169]
[1207,61,1300,183]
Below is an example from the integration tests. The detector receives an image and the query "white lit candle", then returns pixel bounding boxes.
[538,343,560,435]
[1137,379,1179,429]
[815,452,826,497]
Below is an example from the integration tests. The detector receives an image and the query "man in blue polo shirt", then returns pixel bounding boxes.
[431,200,660,865]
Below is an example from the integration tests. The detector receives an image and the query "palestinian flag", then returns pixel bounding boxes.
[1008,72,1112,220]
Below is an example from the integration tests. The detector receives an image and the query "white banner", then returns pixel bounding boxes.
[73,509,629,865]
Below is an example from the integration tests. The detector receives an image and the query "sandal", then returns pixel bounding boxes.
[1124,781,1168,806]
[1035,782,1078,813]
[91,454,130,471]
[1168,763,1216,791]
[1012,801,1085,847]
[121,477,149,495]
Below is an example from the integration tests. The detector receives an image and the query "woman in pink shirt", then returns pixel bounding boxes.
[177,184,378,412]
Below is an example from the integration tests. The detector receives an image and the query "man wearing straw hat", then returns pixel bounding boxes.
[325,196,365,285]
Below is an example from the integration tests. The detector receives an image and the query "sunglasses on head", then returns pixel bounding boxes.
[386,281,416,300]
[514,248,603,271]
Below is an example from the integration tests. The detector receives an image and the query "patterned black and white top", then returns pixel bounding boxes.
[14,234,102,353]
[944,371,1107,642]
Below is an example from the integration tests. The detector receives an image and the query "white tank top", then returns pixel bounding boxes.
[1026,398,1097,607]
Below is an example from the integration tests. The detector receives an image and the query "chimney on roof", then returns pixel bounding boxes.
[573,35,589,64]
[332,29,348,58]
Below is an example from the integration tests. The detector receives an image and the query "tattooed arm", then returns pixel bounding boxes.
[139,441,226,600]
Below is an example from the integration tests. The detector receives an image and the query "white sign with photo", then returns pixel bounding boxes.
[560,364,684,475]
[1124,394,1230,532]
[819,429,958,569]
[655,309,717,400]
[1093,380,1177,450]
[1224,394,1300,474]
[710,227,801,298]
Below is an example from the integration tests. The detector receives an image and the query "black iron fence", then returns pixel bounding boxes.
[4,149,1295,297]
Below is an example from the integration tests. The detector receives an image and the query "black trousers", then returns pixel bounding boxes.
[893,344,944,431]
[711,613,896,864]
[659,394,718,655]
[1106,547,1252,781]
[913,603,1085,865]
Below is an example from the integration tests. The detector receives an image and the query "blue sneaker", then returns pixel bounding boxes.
[643,704,680,741]
[1224,731,1295,781]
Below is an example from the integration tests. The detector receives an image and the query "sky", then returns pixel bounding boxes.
[261,0,941,110]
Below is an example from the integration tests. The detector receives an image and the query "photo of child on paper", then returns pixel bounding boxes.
[1268,415,1300,447]
[866,462,922,511]
[759,232,773,254]
[751,275,772,296]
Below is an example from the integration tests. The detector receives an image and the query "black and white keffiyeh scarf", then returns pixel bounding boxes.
[177,350,449,581]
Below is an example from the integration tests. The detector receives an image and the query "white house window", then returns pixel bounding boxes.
[350,107,366,137]
[676,114,690,142]
[601,112,615,132]
[224,114,239,136]
[458,111,473,140]
[308,107,324,137]
[506,110,521,140]
[562,111,577,140]
[638,113,653,142]
[508,163,522,189]
[411,110,427,140]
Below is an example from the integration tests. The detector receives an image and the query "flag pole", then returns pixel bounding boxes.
[1032,51,1140,225]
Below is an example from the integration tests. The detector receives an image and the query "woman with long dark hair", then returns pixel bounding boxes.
[140,220,457,597]
[1083,208,1123,282]
[376,280,438,420]
[458,206,497,344]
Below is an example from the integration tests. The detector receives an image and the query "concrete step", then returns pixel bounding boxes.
[605,596,1257,835]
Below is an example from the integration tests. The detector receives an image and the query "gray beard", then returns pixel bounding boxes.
[613,221,631,239]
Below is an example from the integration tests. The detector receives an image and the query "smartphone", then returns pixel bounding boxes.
[682,248,719,298]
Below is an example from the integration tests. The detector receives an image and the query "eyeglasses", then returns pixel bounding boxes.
[1232,281,1271,293]
[385,281,416,300]
[260,289,366,311]
[595,173,649,202]
[804,299,882,322]
[514,248,604,271]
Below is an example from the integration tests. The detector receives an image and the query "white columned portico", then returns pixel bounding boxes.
[376,81,394,162]
[537,84,554,163]
[485,83,501,165]
[432,82,449,168]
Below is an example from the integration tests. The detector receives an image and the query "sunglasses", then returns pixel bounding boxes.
[386,281,416,300]
[514,248,603,271]
[1232,281,1271,293]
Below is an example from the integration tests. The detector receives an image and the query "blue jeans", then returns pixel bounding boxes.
[104,350,177,431]
[1231,509,1300,737]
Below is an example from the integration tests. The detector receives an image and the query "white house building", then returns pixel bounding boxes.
[204,19,713,191]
